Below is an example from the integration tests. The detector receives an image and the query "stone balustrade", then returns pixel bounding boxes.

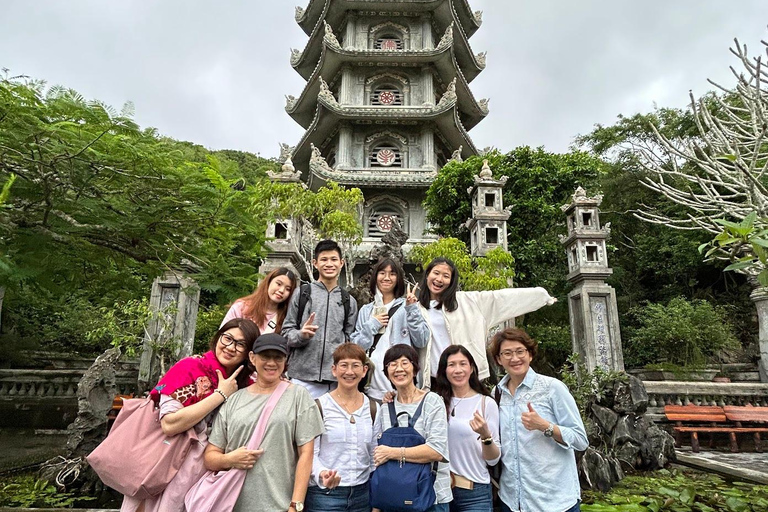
[644,381,768,408]
[0,369,138,398]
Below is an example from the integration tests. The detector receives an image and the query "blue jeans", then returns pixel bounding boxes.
[449,483,492,512]
[306,482,370,512]
[382,504,448,512]
[500,500,580,512]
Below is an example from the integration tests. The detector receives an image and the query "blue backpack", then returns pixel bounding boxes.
[370,397,437,512]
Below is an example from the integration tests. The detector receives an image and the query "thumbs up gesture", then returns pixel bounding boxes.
[521,402,549,432]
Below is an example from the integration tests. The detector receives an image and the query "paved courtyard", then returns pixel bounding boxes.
[675,447,768,484]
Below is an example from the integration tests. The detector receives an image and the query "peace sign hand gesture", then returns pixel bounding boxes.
[215,366,244,399]
[405,282,419,306]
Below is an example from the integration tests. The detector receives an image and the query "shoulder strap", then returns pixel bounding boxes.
[482,395,487,417]
[246,380,290,450]
[408,394,429,428]
[340,288,351,336]
[296,283,311,322]
[315,398,323,419]
[494,385,501,405]
[387,400,398,427]
[367,302,404,356]
[368,396,377,425]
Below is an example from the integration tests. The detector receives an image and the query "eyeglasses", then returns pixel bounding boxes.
[499,349,529,359]
[220,333,248,352]
[386,359,413,370]
[336,362,365,371]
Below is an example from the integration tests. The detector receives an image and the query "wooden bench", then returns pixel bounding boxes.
[106,394,134,428]
[665,404,768,453]
[723,405,768,453]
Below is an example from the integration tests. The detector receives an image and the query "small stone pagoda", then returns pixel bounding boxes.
[465,159,510,256]
[284,0,488,265]
[560,187,625,372]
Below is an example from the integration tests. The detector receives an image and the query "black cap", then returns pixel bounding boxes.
[251,333,290,356]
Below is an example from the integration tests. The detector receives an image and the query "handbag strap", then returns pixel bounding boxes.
[246,380,290,450]
[367,302,403,356]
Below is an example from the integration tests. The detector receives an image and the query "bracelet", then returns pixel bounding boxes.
[214,389,228,403]
[399,447,406,468]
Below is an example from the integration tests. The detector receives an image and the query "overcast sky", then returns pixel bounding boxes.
[2,1,767,159]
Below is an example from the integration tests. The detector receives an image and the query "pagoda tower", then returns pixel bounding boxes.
[286,1,488,258]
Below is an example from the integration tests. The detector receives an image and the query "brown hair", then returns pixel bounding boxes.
[332,343,368,365]
[210,318,260,389]
[234,267,297,332]
[382,344,420,386]
[489,327,538,360]
[369,258,406,298]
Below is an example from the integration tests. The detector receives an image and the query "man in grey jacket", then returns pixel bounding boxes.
[282,239,358,398]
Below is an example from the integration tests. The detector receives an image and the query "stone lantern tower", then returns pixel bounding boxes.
[465,159,510,256]
[560,187,624,372]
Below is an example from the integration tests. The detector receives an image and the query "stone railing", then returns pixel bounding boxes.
[0,369,138,398]
[644,381,768,407]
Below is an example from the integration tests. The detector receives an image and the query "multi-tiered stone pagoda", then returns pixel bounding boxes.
[285,1,488,262]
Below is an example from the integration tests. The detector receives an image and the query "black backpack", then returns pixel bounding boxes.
[296,283,351,335]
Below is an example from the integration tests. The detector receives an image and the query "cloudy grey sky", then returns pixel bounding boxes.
[2,1,767,158]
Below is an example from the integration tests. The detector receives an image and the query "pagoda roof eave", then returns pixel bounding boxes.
[292,18,484,82]
[286,42,488,129]
[296,0,482,38]
[292,95,476,172]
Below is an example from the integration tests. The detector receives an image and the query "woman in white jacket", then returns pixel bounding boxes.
[416,257,556,388]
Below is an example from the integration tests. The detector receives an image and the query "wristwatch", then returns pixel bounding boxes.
[543,423,555,438]
[290,501,304,512]
[481,437,493,445]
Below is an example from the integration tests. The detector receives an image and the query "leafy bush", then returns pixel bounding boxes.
[624,297,739,368]
[583,468,768,511]
[0,475,93,508]
[560,354,627,417]
[527,323,572,375]
[194,303,227,354]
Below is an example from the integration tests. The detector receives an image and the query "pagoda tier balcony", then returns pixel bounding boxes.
[292,16,485,83]
[285,32,488,130]
[295,0,482,39]
[291,80,476,174]
[309,160,438,189]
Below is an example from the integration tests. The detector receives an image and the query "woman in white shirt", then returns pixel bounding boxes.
[416,257,556,388]
[434,345,500,512]
[350,258,429,400]
[220,267,297,333]
[307,343,381,512]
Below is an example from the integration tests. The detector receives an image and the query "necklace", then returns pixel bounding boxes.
[450,391,475,417]
[333,391,361,424]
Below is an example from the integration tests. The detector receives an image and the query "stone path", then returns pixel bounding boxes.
[0,429,68,473]
[675,447,768,484]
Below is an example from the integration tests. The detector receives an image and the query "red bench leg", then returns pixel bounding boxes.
[691,432,700,453]
[729,432,739,452]
[755,433,762,453]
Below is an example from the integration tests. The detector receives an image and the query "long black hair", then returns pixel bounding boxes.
[211,318,260,389]
[370,258,406,298]
[433,345,490,419]
[418,257,459,312]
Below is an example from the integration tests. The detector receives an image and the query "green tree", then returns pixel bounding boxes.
[423,148,603,294]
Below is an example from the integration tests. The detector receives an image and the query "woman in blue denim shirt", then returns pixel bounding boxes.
[490,328,588,512]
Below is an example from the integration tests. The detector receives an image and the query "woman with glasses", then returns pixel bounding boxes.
[205,333,324,512]
[416,257,555,388]
[350,258,429,400]
[371,344,451,512]
[307,343,381,512]
[121,318,258,512]
[489,328,588,512]
[433,346,500,512]
[221,267,298,334]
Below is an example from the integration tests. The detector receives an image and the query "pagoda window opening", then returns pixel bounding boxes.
[484,193,495,208]
[274,222,288,240]
[586,245,599,262]
[375,34,404,51]
[368,205,405,238]
[371,85,403,106]
[582,211,593,227]
[485,227,499,245]
[369,143,403,168]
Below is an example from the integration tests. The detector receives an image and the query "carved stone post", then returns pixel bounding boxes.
[137,269,200,393]
[0,286,4,334]
[560,188,624,372]
[465,159,510,257]
[750,286,768,382]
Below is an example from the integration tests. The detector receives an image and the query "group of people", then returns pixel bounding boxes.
[125,239,588,512]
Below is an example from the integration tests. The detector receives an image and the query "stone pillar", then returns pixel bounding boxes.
[340,66,354,106]
[137,270,200,393]
[465,159,510,257]
[421,129,435,169]
[0,286,4,334]
[560,187,624,372]
[422,17,433,49]
[338,124,353,168]
[751,286,768,382]
[422,67,435,105]
[344,15,356,48]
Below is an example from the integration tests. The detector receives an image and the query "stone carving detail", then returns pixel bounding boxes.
[279,142,296,163]
[366,72,409,86]
[478,98,490,114]
[450,146,464,163]
[323,21,342,50]
[268,155,302,182]
[474,10,484,24]
[436,78,457,109]
[366,131,408,146]
[290,48,302,66]
[476,52,487,68]
[437,23,454,51]
[318,77,340,107]
[285,94,298,111]
[295,5,305,22]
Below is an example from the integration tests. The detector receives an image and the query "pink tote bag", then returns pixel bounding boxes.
[87,397,198,500]
[184,380,290,512]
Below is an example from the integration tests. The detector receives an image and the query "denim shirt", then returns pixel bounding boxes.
[497,369,588,512]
